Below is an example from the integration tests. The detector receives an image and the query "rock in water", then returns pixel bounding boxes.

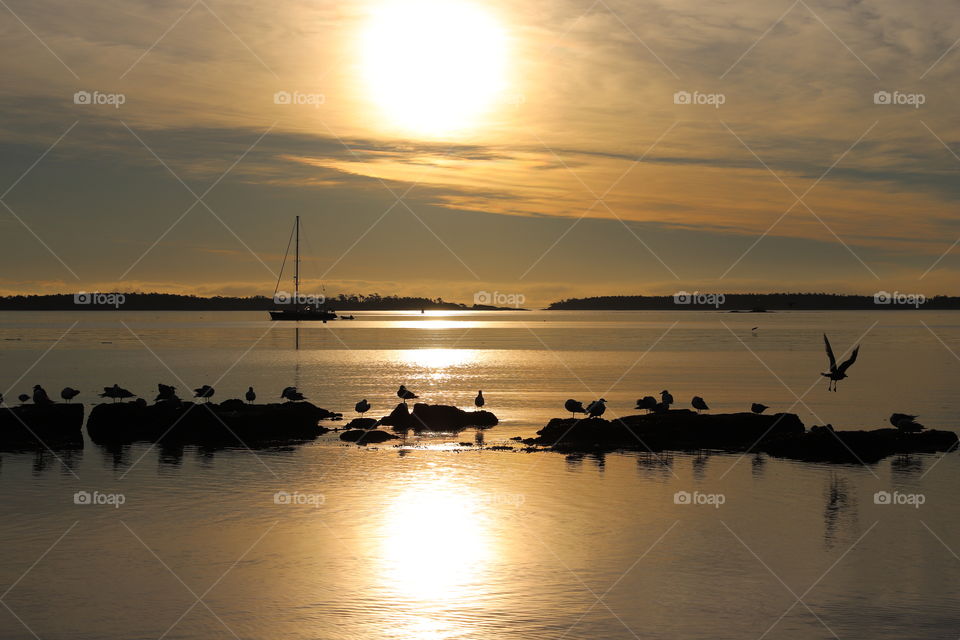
[379,402,498,431]
[340,429,398,445]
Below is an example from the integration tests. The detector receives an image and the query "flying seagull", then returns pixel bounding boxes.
[60,387,80,403]
[821,334,860,392]
[691,396,709,413]
[564,398,586,418]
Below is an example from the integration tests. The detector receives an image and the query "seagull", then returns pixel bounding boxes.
[751,403,769,414]
[60,387,80,403]
[890,413,924,432]
[282,387,306,402]
[355,399,370,416]
[17,394,29,404]
[474,390,485,410]
[397,384,418,403]
[691,396,709,413]
[660,390,674,408]
[245,386,256,404]
[193,385,215,402]
[585,398,607,418]
[821,334,860,392]
[564,398,586,418]
[155,384,178,402]
[635,396,658,413]
[100,384,136,403]
[32,385,53,405]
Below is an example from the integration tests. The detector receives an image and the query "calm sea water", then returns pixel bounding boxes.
[0,310,958,639]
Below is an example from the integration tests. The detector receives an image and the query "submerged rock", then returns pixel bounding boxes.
[379,402,498,431]
[764,426,959,463]
[344,417,380,430]
[339,429,398,445]
[0,404,84,447]
[87,400,334,445]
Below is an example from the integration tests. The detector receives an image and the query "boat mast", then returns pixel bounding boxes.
[294,215,300,303]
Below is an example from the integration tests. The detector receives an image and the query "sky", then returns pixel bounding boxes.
[0,0,959,306]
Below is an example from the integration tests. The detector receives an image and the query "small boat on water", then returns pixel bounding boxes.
[269,216,337,322]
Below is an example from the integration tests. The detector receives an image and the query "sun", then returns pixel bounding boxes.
[361,0,509,136]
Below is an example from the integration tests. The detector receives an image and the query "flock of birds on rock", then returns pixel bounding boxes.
[0,335,927,433]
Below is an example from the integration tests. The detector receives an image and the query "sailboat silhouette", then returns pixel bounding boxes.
[269,216,337,322]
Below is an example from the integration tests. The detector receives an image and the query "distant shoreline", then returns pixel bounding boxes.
[547,293,958,311]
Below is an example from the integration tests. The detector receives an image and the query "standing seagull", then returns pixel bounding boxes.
[397,385,418,404]
[585,398,607,418]
[100,384,135,402]
[564,399,586,418]
[636,396,658,413]
[890,413,924,432]
[156,384,178,402]
[355,399,370,416]
[660,390,674,408]
[60,387,80,403]
[33,385,53,405]
[245,387,256,404]
[751,403,769,414]
[17,394,29,404]
[193,385,215,402]
[821,334,860,392]
[691,396,709,413]
[282,387,306,402]
[474,390,485,411]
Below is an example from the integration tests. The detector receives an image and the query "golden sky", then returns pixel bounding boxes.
[1,0,959,304]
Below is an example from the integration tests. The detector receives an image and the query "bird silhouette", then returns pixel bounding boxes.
[60,387,80,403]
[282,387,305,402]
[397,384,418,403]
[474,390,485,410]
[32,385,53,405]
[245,386,256,404]
[100,384,135,403]
[355,399,370,416]
[636,396,657,413]
[0,392,3,405]
[17,394,29,404]
[660,390,674,407]
[821,334,860,392]
[585,398,607,418]
[751,403,769,414]
[564,398,586,418]
[890,413,924,432]
[155,383,178,402]
[193,385,215,402]
[691,396,709,413]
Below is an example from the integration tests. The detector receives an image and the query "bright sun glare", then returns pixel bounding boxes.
[362,0,508,136]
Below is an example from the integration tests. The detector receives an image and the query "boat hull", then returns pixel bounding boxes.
[269,310,337,321]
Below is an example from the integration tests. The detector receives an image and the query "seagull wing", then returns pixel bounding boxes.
[823,334,838,372]
[837,345,860,375]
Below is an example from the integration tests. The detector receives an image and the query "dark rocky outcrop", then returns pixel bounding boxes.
[379,402,498,431]
[0,404,84,447]
[339,429,398,444]
[344,417,380,430]
[528,410,959,463]
[764,426,959,463]
[87,400,335,445]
